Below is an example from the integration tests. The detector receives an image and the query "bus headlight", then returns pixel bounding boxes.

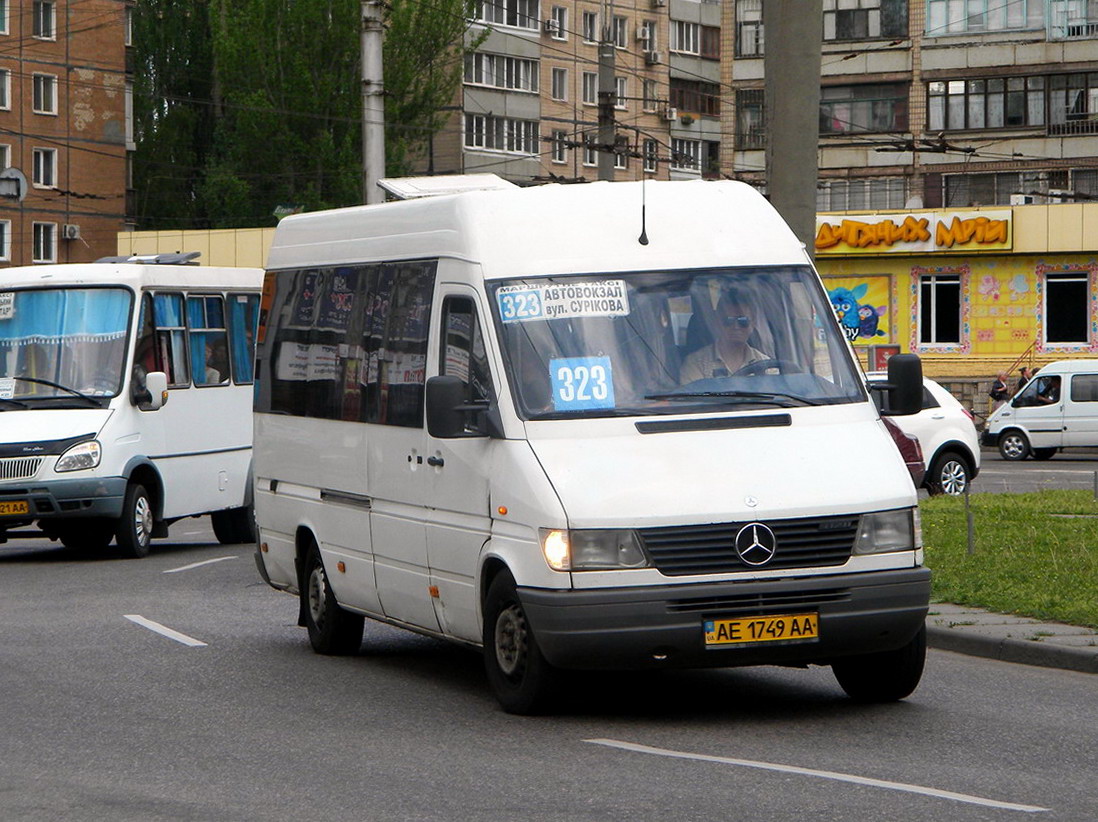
[540,528,649,571]
[55,440,101,473]
[852,508,921,555]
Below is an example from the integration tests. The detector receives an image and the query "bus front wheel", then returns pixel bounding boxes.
[115,483,153,558]
[482,571,558,715]
[832,625,926,703]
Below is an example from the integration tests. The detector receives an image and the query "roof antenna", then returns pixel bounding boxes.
[638,175,649,245]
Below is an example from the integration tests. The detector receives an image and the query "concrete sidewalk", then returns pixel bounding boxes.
[927,603,1098,674]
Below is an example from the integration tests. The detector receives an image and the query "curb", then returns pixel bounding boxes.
[927,626,1098,674]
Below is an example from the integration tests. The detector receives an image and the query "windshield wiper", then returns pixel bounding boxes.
[0,396,29,409]
[6,376,105,407]
[645,390,823,407]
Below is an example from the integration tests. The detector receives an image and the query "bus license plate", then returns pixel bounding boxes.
[0,500,30,516]
[704,613,819,647]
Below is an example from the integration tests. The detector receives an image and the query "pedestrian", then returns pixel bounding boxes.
[989,371,1009,410]
[1016,366,1033,393]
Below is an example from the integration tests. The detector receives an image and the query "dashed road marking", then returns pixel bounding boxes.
[123,614,207,647]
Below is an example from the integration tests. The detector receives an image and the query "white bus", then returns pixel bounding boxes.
[0,253,263,557]
[252,181,928,713]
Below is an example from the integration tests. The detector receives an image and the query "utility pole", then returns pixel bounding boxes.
[361,0,386,204]
[763,0,822,255]
[597,26,616,181]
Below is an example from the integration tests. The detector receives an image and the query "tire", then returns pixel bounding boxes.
[57,520,115,551]
[1032,447,1056,461]
[832,625,926,703]
[211,505,256,545]
[115,483,154,558]
[926,451,970,496]
[998,430,1030,461]
[302,543,363,655]
[482,570,558,715]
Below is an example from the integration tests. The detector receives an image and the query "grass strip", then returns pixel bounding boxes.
[920,489,1098,629]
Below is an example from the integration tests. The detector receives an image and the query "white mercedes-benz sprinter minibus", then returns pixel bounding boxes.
[252,180,928,713]
[0,254,263,557]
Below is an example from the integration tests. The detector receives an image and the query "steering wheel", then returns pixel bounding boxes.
[733,358,805,376]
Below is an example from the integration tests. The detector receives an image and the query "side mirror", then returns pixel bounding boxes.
[144,371,169,411]
[884,353,922,416]
[426,375,493,439]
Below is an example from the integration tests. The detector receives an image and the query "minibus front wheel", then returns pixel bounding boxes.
[831,624,926,703]
[482,571,558,715]
[116,483,153,559]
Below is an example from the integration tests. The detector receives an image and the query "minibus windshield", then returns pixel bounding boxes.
[489,267,865,419]
[0,287,132,403]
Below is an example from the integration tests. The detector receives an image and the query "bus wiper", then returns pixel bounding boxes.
[0,396,29,409]
[7,376,105,407]
[645,390,822,407]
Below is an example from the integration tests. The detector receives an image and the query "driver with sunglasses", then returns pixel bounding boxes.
[679,290,768,384]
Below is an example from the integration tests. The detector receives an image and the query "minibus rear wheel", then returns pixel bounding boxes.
[482,571,558,715]
[303,542,363,655]
[831,625,926,703]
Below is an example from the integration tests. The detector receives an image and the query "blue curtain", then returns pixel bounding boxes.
[0,288,131,344]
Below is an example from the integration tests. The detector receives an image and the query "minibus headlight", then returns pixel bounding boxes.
[852,508,921,555]
[539,528,650,571]
[55,440,101,473]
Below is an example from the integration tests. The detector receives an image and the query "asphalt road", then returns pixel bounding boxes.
[972,448,1098,494]
[2,519,1096,822]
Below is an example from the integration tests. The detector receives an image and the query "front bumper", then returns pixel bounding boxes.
[519,567,931,670]
[0,477,128,528]
[980,430,998,447]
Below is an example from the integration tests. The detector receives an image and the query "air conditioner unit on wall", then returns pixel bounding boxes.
[645,50,663,65]
[1009,194,1034,205]
[543,18,560,35]
[662,106,677,122]
[652,0,667,7]
[1046,188,1072,203]
[61,223,81,240]
[637,24,651,42]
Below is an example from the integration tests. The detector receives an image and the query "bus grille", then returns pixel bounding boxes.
[639,515,859,576]
[0,457,44,481]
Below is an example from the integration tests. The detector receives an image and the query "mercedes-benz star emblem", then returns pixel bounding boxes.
[734,522,778,566]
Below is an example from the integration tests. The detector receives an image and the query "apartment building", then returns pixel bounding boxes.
[728,0,1098,210]
[0,0,131,266]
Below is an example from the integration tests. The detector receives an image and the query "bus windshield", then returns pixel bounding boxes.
[0,287,133,402]
[489,266,865,420]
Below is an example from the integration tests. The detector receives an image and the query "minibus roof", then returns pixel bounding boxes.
[1,263,264,291]
[266,180,810,278]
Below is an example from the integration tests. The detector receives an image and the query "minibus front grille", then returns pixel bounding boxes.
[666,587,852,615]
[639,515,858,576]
[0,457,44,482]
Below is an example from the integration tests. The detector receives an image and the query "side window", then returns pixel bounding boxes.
[376,262,435,427]
[228,293,259,383]
[187,295,229,386]
[1070,374,1098,403]
[153,293,189,386]
[440,295,495,405]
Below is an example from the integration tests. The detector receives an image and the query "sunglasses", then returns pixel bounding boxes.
[722,314,753,328]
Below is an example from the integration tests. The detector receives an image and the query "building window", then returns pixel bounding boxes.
[1050,72,1098,136]
[464,113,540,154]
[583,140,597,167]
[942,171,1053,206]
[551,67,567,101]
[817,177,908,211]
[549,5,567,39]
[918,273,961,345]
[551,130,568,163]
[643,139,658,173]
[926,0,1042,36]
[32,222,56,263]
[32,1,54,39]
[476,0,538,30]
[0,68,9,109]
[32,73,57,114]
[671,138,701,171]
[1044,271,1090,344]
[582,71,597,105]
[670,79,721,117]
[124,4,132,46]
[700,25,720,59]
[639,19,656,48]
[464,53,539,93]
[612,15,627,47]
[0,220,10,261]
[736,88,767,149]
[614,147,628,170]
[32,148,56,187]
[928,77,1045,132]
[736,0,764,56]
[615,76,627,110]
[642,79,658,112]
[820,83,908,134]
[824,0,907,40]
[0,144,9,169]
[670,21,699,54]
[1048,0,1098,38]
[0,1,9,35]
[582,11,598,42]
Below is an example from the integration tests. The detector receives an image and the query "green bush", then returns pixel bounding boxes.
[920,490,1098,628]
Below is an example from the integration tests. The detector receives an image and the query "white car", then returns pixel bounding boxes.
[868,373,981,495]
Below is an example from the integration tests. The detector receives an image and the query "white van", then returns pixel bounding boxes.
[0,254,263,556]
[252,180,929,713]
[983,359,1098,460]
